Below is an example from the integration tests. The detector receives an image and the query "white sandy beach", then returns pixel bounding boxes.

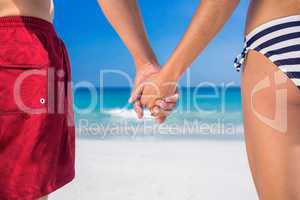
[51,139,257,200]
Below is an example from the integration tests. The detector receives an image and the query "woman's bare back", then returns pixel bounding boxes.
[0,0,54,22]
[246,0,300,34]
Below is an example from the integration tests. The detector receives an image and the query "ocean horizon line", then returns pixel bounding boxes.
[74,86,242,90]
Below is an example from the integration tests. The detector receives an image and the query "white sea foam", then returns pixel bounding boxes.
[103,109,153,119]
[103,109,242,118]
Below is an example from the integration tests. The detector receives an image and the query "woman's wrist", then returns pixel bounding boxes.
[160,64,182,82]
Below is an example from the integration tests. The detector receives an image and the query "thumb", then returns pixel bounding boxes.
[156,116,167,124]
[129,83,144,103]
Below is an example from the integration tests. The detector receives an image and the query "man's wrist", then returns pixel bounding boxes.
[134,57,160,74]
[135,59,158,69]
[133,50,158,70]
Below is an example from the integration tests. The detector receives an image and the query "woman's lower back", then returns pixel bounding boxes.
[246,0,300,35]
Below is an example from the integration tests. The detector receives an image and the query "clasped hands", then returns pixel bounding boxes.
[129,63,179,123]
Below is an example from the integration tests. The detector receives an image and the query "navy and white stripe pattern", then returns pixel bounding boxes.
[234,15,300,89]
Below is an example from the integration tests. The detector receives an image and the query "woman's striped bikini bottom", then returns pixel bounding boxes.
[234,15,300,90]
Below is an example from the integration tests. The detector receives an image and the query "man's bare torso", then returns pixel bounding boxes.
[0,0,54,22]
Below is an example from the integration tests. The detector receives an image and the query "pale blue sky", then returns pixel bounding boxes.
[54,0,249,87]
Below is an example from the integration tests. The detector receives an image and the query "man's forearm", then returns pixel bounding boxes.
[97,0,157,67]
[162,0,240,80]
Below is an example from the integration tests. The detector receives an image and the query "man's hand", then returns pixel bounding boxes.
[129,63,179,122]
[139,71,179,123]
[129,62,160,119]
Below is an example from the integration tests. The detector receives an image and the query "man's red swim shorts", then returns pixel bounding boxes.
[0,16,75,200]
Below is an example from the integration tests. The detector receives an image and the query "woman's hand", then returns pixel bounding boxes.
[149,93,179,123]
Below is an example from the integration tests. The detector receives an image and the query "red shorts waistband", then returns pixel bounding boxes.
[0,16,56,35]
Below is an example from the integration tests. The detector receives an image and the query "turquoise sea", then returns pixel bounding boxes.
[74,87,244,140]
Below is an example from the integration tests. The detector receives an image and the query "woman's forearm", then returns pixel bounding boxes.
[162,0,240,80]
[97,0,157,67]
